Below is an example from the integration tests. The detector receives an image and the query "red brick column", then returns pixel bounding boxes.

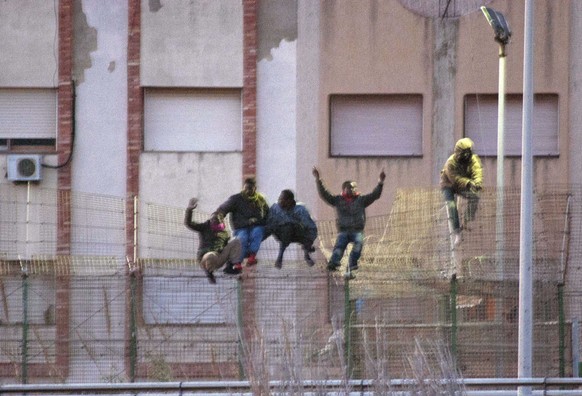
[125,0,142,381]
[240,0,259,379]
[55,0,74,380]
[242,0,258,178]
[126,0,142,262]
[57,0,73,254]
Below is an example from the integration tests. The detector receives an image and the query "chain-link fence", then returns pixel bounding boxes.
[0,184,581,384]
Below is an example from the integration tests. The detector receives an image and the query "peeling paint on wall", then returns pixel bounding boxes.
[73,0,97,84]
[149,0,162,13]
[258,0,297,61]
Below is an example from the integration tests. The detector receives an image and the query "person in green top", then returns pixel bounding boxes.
[440,137,483,247]
[184,198,242,284]
[216,177,269,266]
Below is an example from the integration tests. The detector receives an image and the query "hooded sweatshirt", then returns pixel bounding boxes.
[440,137,483,192]
[217,191,269,230]
[184,208,231,260]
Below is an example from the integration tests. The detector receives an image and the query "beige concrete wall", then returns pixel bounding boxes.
[0,0,57,87]
[140,0,243,87]
[308,0,571,222]
[456,0,570,189]
[139,153,242,214]
[312,0,435,220]
[0,0,60,189]
[139,0,245,210]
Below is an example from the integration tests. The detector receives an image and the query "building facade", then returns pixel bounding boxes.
[1,0,582,383]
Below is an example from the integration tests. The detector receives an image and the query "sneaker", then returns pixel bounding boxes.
[223,265,242,275]
[232,262,243,271]
[349,264,359,271]
[327,262,339,272]
[204,268,216,284]
[305,245,316,253]
[304,252,315,267]
[246,253,258,266]
[274,258,283,269]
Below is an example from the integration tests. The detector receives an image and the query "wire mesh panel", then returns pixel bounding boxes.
[0,185,581,385]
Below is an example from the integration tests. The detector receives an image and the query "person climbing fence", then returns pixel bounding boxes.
[312,166,385,278]
[440,137,483,248]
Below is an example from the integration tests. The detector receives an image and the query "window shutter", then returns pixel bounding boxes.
[330,94,423,157]
[144,88,242,152]
[0,89,57,139]
[465,94,558,156]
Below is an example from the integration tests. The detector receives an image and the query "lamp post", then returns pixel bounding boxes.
[481,6,512,378]
[481,6,512,279]
[518,1,535,394]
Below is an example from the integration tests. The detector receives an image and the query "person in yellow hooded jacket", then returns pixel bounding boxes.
[440,138,483,247]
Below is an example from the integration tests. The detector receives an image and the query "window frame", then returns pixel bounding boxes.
[328,93,424,158]
[143,87,243,153]
[464,93,559,157]
[0,88,58,154]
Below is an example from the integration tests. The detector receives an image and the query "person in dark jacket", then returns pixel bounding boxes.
[312,167,385,272]
[184,198,242,284]
[266,189,318,269]
[216,177,269,266]
[440,137,483,247]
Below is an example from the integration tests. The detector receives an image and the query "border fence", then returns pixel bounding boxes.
[0,184,582,392]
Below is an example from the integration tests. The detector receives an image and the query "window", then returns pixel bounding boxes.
[0,88,57,152]
[329,94,423,157]
[144,88,242,152]
[464,94,559,156]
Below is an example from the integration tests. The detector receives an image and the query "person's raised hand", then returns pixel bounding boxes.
[312,166,320,180]
[187,198,198,210]
[379,169,386,183]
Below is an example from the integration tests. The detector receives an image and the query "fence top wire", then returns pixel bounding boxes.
[0,255,123,276]
[1,184,581,287]
[316,185,582,298]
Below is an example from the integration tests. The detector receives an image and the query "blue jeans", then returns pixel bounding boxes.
[234,225,265,262]
[330,231,364,269]
[442,187,480,232]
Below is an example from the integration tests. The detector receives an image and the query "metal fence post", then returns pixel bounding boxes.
[129,271,138,382]
[450,275,458,360]
[237,279,245,380]
[344,277,352,378]
[558,283,565,377]
[21,263,29,384]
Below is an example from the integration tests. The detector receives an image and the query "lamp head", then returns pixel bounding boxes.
[481,6,512,46]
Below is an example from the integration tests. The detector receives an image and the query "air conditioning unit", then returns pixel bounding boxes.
[7,154,43,182]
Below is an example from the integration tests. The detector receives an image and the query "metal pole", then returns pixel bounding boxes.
[21,263,29,384]
[133,196,138,264]
[450,275,458,360]
[128,273,137,382]
[344,279,352,378]
[237,279,245,380]
[573,319,580,377]
[558,284,565,377]
[496,43,507,278]
[518,0,535,395]
[495,43,508,378]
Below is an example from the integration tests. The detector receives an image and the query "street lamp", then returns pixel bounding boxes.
[481,5,512,379]
[481,6,512,47]
[481,6,512,277]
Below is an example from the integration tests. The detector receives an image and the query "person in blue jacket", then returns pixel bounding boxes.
[266,189,317,269]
